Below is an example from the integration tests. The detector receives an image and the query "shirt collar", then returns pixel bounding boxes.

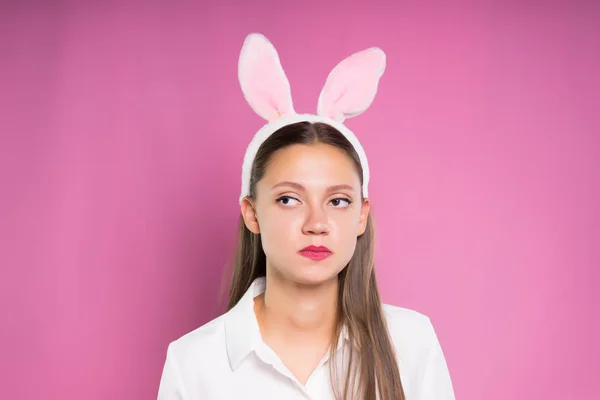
[224,277,266,370]
[224,277,353,370]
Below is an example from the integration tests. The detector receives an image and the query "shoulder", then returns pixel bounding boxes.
[381,304,456,398]
[158,314,233,399]
[164,313,228,368]
[381,303,439,369]
[381,303,434,338]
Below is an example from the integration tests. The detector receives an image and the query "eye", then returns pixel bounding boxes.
[329,197,352,208]
[276,196,301,206]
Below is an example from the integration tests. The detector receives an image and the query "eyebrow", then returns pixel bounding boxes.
[271,181,355,193]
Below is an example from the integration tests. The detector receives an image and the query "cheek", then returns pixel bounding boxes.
[330,212,361,246]
[336,223,360,266]
[263,210,300,231]
[259,211,302,250]
[334,208,360,230]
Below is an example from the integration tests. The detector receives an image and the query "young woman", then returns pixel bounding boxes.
[158,34,455,400]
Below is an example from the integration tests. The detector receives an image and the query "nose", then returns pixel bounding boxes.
[302,206,330,236]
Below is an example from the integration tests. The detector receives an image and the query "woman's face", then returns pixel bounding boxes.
[241,142,370,286]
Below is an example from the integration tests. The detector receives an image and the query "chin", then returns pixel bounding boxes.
[288,264,341,286]
[267,255,345,286]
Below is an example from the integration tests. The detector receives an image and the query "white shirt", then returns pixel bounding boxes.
[157,278,455,399]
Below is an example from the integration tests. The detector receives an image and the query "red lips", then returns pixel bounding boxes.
[298,245,332,261]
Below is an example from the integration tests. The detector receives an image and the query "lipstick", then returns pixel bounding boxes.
[298,245,332,261]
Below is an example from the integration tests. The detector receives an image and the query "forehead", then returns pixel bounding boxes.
[261,143,361,189]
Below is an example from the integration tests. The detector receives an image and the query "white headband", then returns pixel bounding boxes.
[238,33,386,205]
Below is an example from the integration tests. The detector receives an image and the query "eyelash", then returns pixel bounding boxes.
[275,196,353,207]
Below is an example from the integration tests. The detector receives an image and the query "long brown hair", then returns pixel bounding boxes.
[225,122,405,400]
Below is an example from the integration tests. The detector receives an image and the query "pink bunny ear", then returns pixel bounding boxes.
[238,33,295,122]
[317,48,386,122]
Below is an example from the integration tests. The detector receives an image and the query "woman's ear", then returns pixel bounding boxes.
[241,197,261,234]
[357,198,371,236]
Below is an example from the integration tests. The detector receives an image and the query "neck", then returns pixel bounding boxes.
[254,268,339,344]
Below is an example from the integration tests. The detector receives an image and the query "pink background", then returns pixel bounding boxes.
[1,1,598,399]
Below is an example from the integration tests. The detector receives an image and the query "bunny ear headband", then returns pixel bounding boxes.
[238,33,386,204]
